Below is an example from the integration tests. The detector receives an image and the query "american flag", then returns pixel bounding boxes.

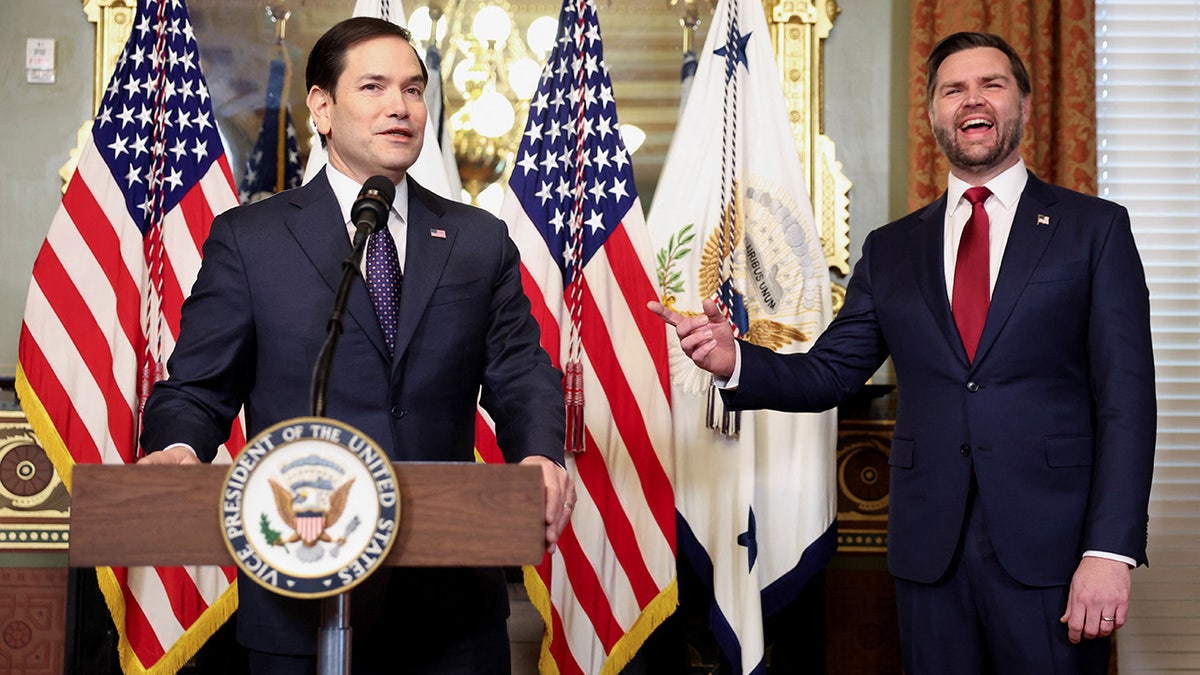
[489,0,677,672]
[16,0,242,671]
[238,52,302,203]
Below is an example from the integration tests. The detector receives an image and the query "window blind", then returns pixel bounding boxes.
[1096,2,1200,671]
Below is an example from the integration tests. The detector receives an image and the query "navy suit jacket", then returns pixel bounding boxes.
[728,172,1155,587]
[141,171,565,653]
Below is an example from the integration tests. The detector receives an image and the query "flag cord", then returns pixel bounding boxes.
[137,1,176,450]
[563,1,591,453]
[706,0,741,437]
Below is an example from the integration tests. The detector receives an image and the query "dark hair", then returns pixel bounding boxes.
[925,32,1031,108]
[305,17,429,97]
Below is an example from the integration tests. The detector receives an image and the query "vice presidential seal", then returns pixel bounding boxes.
[220,417,400,599]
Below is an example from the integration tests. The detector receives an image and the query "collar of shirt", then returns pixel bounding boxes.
[325,164,409,272]
[943,158,1029,298]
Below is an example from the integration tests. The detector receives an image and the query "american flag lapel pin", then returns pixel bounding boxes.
[1037,214,1051,226]
[430,228,446,239]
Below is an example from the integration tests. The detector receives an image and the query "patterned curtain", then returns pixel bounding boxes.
[906,0,1097,211]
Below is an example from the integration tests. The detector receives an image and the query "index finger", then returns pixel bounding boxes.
[647,300,683,327]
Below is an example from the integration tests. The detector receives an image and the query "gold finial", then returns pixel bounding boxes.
[667,0,714,53]
[265,5,292,44]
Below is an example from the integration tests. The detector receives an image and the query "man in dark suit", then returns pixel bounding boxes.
[651,32,1156,674]
[139,17,573,675]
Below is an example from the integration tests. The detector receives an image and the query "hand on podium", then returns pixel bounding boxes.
[137,445,201,465]
[520,455,576,555]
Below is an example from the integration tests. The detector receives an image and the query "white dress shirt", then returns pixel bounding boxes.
[943,159,1028,301]
[325,164,409,274]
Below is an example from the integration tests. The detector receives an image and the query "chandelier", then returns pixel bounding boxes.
[409,1,557,211]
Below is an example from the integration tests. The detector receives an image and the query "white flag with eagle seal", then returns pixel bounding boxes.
[646,0,837,672]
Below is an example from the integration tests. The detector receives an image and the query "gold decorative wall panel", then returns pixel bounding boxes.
[83,0,138,112]
[835,419,891,553]
[0,412,69,552]
[763,0,853,304]
[59,0,138,190]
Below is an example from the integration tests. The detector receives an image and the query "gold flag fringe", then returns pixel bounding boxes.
[525,564,679,675]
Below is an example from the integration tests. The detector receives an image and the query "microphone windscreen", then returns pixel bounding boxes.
[360,175,396,209]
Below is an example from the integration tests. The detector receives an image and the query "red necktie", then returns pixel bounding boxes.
[952,186,992,362]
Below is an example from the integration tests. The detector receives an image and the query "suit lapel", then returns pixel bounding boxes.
[973,172,1059,365]
[393,179,453,365]
[911,196,967,364]
[284,170,389,360]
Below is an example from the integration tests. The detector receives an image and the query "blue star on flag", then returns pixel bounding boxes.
[715,30,752,72]
[737,506,758,571]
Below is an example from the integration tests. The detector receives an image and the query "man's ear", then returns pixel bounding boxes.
[307,86,333,137]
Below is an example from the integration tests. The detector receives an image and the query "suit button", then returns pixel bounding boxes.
[960,444,971,456]
[390,406,407,418]
[966,381,980,392]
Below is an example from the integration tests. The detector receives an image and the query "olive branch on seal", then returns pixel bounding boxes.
[259,512,288,550]
[655,224,696,302]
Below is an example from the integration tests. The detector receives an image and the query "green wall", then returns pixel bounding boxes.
[0,0,94,378]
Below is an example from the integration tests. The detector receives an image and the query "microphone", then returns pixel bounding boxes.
[353,175,396,232]
[312,175,397,418]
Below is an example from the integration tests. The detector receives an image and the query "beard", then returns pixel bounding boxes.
[932,112,1024,174]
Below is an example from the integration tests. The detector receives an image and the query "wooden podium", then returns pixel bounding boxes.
[68,462,546,673]
[68,462,545,568]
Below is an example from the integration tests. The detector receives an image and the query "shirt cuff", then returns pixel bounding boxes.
[713,341,743,390]
[163,443,199,459]
[1083,550,1136,567]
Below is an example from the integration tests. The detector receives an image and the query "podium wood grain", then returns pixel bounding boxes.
[69,463,545,568]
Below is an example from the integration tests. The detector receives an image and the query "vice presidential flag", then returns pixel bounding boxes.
[645,0,837,671]
[17,0,243,672]
[301,0,459,200]
[490,0,676,672]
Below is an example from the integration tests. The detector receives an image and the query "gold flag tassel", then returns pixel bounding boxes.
[564,360,586,452]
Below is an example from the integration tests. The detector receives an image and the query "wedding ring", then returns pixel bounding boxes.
[564,501,574,510]
[1101,617,1115,622]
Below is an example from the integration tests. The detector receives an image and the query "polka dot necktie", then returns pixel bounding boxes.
[365,223,401,356]
[952,186,992,363]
